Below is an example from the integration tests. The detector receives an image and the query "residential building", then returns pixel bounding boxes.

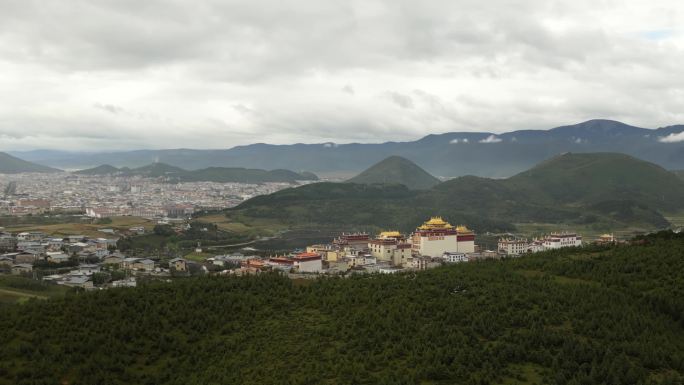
[368,231,412,266]
[293,253,323,273]
[11,263,33,275]
[498,238,530,255]
[170,257,187,272]
[442,252,469,263]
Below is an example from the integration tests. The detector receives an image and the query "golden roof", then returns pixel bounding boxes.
[379,231,402,238]
[418,216,454,230]
[456,225,471,232]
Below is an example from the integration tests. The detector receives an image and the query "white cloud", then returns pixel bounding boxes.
[479,135,502,143]
[659,132,684,143]
[0,0,684,150]
[449,138,469,144]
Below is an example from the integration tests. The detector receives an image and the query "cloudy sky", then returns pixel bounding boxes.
[1,0,683,151]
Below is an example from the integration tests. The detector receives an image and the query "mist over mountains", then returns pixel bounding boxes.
[9,120,684,178]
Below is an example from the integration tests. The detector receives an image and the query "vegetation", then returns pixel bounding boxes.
[72,162,319,183]
[504,153,684,211]
[0,152,60,174]
[0,276,71,305]
[674,170,684,181]
[1,216,153,238]
[0,233,683,384]
[72,164,119,175]
[117,221,252,257]
[227,153,684,233]
[347,155,441,190]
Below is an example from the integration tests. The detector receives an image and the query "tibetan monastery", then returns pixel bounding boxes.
[411,217,475,257]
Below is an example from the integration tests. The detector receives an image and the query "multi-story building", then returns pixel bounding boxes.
[411,217,475,257]
[0,234,17,252]
[498,238,530,255]
[293,253,323,273]
[333,233,370,252]
[442,252,469,263]
[542,233,582,249]
[368,231,412,266]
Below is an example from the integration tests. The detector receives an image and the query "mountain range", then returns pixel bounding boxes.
[228,153,684,232]
[0,152,60,174]
[74,163,318,183]
[9,119,684,178]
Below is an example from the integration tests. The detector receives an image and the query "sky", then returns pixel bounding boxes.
[1,0,683,151]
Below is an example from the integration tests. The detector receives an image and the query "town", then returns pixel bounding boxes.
[0,172,309,218]
[0,214,618,290]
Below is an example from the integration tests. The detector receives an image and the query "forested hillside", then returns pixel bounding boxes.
[347,156,441,190]
[0,233,683,384]
[0,152,60,174]
[231,153,683,232]
[72,163,318,183]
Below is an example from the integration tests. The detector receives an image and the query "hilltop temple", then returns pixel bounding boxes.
[411,217,475,257]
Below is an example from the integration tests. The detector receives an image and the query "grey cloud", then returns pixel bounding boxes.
[0,0,684,151]
[386,92,414,109]
[94,103,125,114]
[342,85,355,95]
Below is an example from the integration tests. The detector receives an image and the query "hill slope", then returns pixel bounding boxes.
[177,167,318,183]
[73,164,120,175]
[505,153,684,211]
[347,156,440,190]
[71,163,318,183]
[1,234,683,384]
[231,153,684,232]
[12,119,684,177]
[0,152,60,174]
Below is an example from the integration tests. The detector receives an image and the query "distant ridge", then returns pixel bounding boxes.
[347,156,440,190]
[0,152,60,174]
[72,163,319,183]
[11,119,684,177]
[73,164,120,175]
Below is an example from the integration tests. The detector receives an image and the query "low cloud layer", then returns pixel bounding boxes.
[479,135,502,144]
[1,0,684,150]
[659,132,684,143]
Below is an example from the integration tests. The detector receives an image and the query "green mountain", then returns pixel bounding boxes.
[505,153,684,211]
[124,162,186,178]
[71,162,318,183]
[1,233,683,384]
[73,164,120,175]
[231,153,684,232]
[177,167,318,183]
[347,156,440,190]
[674,170,684,181]
[0,152,60,174]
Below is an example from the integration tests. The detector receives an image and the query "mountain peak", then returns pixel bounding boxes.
[347,156,440,190]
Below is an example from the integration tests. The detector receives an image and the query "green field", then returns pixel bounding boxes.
[2,216,155,238]
[0,276,70,305]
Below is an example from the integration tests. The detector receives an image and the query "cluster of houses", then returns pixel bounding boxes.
[0,227,194,290]
[1,216,602,289]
